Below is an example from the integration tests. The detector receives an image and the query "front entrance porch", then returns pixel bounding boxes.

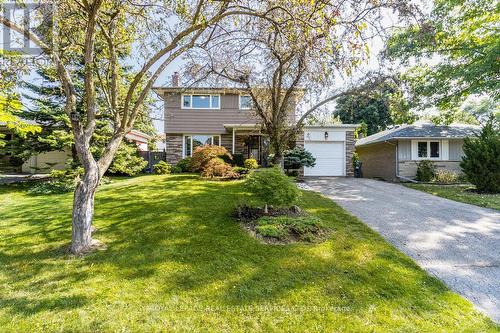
[223,124,266,164]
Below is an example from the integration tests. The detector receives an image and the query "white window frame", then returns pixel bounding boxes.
[414,140,441,160]
[181,94,221,110]
[182,134,222,158]
[239,95,253,110]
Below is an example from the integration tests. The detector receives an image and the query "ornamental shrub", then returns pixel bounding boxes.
[284,147,316,170]
[28,167,83,195]
[153,161,171,174]
[175,157,192,172]
[433,170,459,184]
[245,167,301,207]
[171,166,182,174]
[416,160,436,182]
[108,143,147,176]
[201,157,239,179]
[460,117,500,193]
[189,145,232,172]
[232,153,245,167]
[244,158,259,169]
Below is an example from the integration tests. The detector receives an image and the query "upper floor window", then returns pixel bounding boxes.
[182,94,220,109]
[239,95,253,110]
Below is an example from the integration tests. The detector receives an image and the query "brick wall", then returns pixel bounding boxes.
[356,142,397,181]
[398,160,463,179]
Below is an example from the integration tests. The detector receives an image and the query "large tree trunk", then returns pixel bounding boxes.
[70,163,99,254]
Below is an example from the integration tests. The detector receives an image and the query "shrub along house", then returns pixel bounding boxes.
[355,120,480,181]
[153,73,357,176]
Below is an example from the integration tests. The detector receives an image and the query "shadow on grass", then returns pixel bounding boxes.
[0,174,478,323]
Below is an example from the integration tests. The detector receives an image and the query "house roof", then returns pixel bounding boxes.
[356,121,481,147]
[125,130,151,144]
[152,86,307,98]
[304,124,359,129]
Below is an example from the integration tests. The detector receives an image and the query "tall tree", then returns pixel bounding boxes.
[0,0,269,254]
[188,0,417,164]
[11,65,156,164]
[335,82,416,135]
[386,0,499,109]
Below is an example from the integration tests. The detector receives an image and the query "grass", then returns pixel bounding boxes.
[0,175,498,332]
[405,183,500,210]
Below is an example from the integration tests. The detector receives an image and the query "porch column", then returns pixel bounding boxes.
[232,128,235,154]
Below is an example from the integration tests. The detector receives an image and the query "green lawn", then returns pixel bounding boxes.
[405,183,500,210]
[0,175,497,332]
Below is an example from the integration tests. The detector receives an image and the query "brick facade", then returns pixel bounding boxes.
[165,134,183,164]
[356,142,397,181]
[345,130,355,176]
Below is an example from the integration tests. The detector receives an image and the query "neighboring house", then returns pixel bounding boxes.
[124,129,150,152]
[153,73,358,176]
[1,123,151,173]
[355,120,480,181]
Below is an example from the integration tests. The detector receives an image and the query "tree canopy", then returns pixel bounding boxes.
[386,0,500,109]
[335,82,416,135]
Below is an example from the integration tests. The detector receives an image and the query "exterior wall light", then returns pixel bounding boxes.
[324,131,329,140]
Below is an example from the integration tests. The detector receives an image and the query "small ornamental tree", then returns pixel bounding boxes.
[245,167,301,212]
[460,117,500,193]
[284,147,316,170]
[189,145,232,172]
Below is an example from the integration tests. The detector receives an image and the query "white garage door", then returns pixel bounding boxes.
[304,141,345,176]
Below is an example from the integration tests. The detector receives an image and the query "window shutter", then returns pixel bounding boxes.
[411,140,418,160]
[441,140,449,160]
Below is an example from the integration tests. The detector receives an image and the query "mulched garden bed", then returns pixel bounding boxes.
[234,205,331,244]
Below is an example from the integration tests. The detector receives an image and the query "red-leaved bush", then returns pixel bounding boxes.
[201,158,239,179]
[189,145,231,172]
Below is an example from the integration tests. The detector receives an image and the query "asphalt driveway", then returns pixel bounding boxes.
[304,177,500,323]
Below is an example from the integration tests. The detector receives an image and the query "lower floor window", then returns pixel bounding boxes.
[184,135,221,157]
[417,140,440,159]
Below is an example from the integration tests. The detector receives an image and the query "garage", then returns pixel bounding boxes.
[303,125,357,177]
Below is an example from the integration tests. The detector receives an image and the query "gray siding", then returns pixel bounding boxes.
[449,139,464,161]
[397,140,411,161]
[164,93,259,134]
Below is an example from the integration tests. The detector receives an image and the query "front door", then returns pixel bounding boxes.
[246,135,261,162]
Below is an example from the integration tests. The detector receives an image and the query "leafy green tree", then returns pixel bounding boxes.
[461,97,500,125]
[1,0,270,254]
[460,117,500,193]
[0,51,40,148]
[335,82,416,135]
[387,0,499,108]
[429,108,479,126]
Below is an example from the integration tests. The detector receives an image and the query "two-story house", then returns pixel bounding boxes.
[153,73,358,176]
